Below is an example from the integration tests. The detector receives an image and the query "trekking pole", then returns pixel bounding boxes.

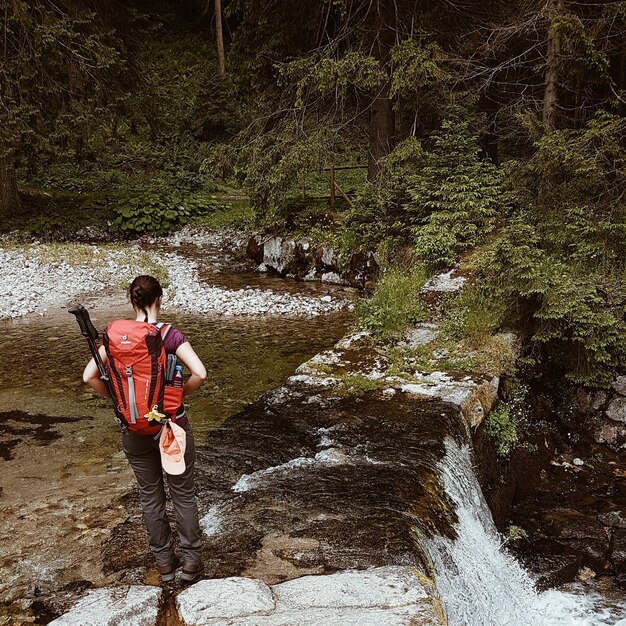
[68,305,129,433]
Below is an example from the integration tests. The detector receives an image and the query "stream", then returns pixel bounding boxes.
[1,238,625,625]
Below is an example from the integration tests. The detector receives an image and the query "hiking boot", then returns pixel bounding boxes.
[158,557,179,583]
[180,559,204,583]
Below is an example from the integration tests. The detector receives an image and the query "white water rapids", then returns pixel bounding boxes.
[424,440,626,626]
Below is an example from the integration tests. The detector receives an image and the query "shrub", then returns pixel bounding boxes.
[102,191,211,236]
[485,404,518,459]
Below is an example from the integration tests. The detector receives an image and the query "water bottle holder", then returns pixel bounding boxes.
[163,385,184,420]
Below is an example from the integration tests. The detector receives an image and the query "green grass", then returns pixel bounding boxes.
[335,374,381,397]
[192,200,256,229]
[356,266,429,338]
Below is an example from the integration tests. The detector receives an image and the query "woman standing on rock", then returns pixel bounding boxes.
[82,275,206,583]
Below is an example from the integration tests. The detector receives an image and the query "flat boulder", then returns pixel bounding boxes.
[177,567,443,625]
[48,586,161,626]
[177,577,275,624]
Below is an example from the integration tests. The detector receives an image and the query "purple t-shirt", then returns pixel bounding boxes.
[162,326,188,355]
[156,324,189,425]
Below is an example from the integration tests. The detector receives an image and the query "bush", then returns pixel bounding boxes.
[439,286,506,345]
[356,266,429,337]
[485,404,518,459]
[102,191,212,236]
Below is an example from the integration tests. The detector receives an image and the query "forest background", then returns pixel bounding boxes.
[2,0,626,392]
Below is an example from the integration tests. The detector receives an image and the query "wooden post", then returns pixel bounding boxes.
[329,164,336,209]
[215,0,226,76]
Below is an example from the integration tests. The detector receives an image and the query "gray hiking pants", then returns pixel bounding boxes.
[121,423,203,567]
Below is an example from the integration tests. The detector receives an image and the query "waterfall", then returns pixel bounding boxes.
[422,440,626,626]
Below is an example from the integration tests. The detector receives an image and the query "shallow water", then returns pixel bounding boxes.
[0,306,351,440]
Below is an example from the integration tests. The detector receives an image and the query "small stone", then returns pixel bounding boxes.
[321,271,342,284]
[606,397,626,423]
[576,566,596,582]
[572,458,584,466]
[612,376,626,396]
[320,295,332,303]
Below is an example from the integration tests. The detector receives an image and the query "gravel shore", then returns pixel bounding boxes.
[0,233,352,320]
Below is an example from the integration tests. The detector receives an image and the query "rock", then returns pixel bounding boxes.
[321,272,342,284]
[345,250,380,289]
[177,577,276,624]
[598,511,626,529]
[551,513,610,571]
[262,237,298,274]
[419,269,467,320]
[319,245,339,268]
[401,323,438,348]
[272,567,429,610]
[48,586,161,626]
[605,397,626,423]
[591,391,608,411]
[611,376,626,396]
[228,606,441,626]
[401,374,498,429]
[576,566,596,581]
[304,268,317,281]
[246,236,264,264]
[320,295,332,303]
[176,568,443,626]
[572,458,584,466]
[609,528,626,574]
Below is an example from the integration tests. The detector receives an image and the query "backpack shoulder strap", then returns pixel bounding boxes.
[157,323,173,341]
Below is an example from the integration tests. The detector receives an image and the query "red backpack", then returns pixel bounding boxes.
[103,320,180,436]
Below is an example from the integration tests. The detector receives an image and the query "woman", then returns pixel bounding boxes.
[82,275,206,583]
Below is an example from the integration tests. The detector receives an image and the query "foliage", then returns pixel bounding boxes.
[87,191,214,236]
[343,118,505,266]
[342,137,423,251]
[439,287,506,345]
[409,119,505,267]
[1,2,125,169]
[356,266,429,337]
[505,525,528,543]
[193,202,256,230]
[485,404,519,459]
[472,112,626,386]
[335,374,381,398]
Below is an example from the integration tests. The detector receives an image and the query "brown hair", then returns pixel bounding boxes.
[129,275,163,322]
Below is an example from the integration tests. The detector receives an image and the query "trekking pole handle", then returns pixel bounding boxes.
[68,305,99,340]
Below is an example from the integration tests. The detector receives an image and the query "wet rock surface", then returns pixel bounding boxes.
[508,441,626,587]
[419,268,467,321]
[103,377,464,585]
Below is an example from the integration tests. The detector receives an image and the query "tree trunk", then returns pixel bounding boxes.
[543,0,564,130]
[367,0,396,181]
[0,154,21,218]
[215,0,226,77]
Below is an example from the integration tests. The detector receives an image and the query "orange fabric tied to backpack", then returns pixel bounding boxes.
[103,320,181,436]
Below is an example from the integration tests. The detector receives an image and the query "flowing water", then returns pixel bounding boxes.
[424,440,626,626]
